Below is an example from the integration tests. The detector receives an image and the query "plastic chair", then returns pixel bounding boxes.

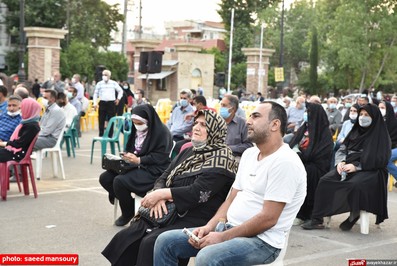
[324,210,376,235]
[0,134,39,200]
[254,230,290,266]
[33,124,67,180]
[90,116,124,164]
[88,100,99,130]
[61,115,80,157]
[80,100,92,132]
[122,112,132,151]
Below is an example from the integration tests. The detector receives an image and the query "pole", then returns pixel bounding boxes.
[278,0,285,96]
[17,0,25,83]
[121,0,128,55]
[227,8,234,93]
[258,23,264,93]
[66,0,70,47]
[138,0,142,39]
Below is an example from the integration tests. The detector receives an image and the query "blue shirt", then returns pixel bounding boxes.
[0,101,7,117]
[0,113,22,141]
[167,104,194,136]
[337,120,354,143]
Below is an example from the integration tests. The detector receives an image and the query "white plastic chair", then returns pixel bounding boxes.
[324,210,374,235]
[33,125,67,180]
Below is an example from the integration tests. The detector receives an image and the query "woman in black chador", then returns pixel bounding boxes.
[302,103,390,230]
[288,102,333,223]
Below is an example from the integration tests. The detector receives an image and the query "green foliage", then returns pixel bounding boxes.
[60,41,128,82]
[308,27,318,95]
[202,48,226,73]
[231,62,247,90]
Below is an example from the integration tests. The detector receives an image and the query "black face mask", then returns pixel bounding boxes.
[57,101,65,107]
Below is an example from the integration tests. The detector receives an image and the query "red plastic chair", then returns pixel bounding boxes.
[0,134,39,201]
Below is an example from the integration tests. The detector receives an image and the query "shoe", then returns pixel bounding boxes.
[339,216,360,231]
[293,218,305,226]
[115,216,132,226]
[9,175,17,183]
[394,182,397,188]
[108,194,115,205]
[301,220,325,230]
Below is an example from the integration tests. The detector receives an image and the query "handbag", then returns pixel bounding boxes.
[138,201,178,228]
[102,153,139,175]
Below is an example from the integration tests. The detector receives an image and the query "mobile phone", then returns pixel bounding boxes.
[119,152,125,157]
[182,228,200,242]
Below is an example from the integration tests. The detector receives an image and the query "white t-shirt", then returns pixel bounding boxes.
[227,144,307,249]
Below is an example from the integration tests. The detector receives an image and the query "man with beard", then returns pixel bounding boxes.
[153,101,307,266]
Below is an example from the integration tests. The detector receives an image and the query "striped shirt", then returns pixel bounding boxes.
[93,80,123,106]
[0,113,22,141]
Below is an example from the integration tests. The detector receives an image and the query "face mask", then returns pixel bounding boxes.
[7,110,21,117]
[134,94,140,100]
[191,139,207,149]
[57,101,66,107]
[67,92,73,99]
[134,123,148,132]
[328,103,336,110]
[102,76,109,82]
[42,98,49,108]
[180,99,188,108]
[300,102,306,109]
[349,113,358,121]
[219,107,231,119]
[380,109,386,117]
[123,86,128,89]
[359,116,372,128]
[303,112,308,122]
[345,103,352,108]
[71,78,76,83]
[391,102,396,107]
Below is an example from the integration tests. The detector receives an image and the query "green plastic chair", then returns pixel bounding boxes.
[122,112,132,151]
[90,116,124,164]
[61,115,80,158]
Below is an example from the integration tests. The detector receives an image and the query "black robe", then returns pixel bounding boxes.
[289,102,333,220]
[102,147,235,266]
[311,103,390,224]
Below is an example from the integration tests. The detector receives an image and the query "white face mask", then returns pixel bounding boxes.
[42,98,49,108]
[349,113,358,120]
[102,76,109,82]
[380,109,386,117]
[359,116,372,128]
[134,123,148,132]
[71,77,76,83]
[134,94,140,100]
[7,110,21,117]
[191,139,207,149]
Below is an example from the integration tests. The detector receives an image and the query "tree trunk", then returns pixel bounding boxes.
[369,36,396,89]
[359,69,366,93]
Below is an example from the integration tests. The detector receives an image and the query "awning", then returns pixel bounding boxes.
[137,71,175,80]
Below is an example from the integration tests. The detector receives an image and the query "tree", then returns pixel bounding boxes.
[2,0,124,48]
[308,26,318,95]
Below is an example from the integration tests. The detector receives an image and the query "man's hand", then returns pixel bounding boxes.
[187,225,213,249]
[115,99,120,106]
[0,141,6,147]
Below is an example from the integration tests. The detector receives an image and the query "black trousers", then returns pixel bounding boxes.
[99,169,158,219]
[98,100,116,136]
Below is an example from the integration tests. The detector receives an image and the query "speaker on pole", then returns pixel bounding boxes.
[139,52,149,74]
[147,51,163,73]
[95,65,106,83]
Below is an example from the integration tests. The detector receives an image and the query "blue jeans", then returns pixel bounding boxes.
[154,228,280,266]
[387,148,397,181]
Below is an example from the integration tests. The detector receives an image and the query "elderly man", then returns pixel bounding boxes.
[325,97,342,134]
[0,95,22,142]
[43,71,65,93]
[286,96,306,134]
[93,69,123,136]
[220,94,253,158]
[34,89,66,151]
[167,89,194,142]
[71,73,85,101]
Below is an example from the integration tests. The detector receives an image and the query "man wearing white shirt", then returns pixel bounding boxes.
[57,91,77,129]
[93,70,123,136]
[71,73,85,101]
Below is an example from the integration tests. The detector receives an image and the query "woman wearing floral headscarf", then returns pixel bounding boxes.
[102,109,238,266]
[0,98,41,161]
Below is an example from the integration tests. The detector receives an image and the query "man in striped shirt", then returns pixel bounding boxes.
[93,69,123,136]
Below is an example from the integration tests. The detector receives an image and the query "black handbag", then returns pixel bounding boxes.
[138,201,178,228]
[102,154,139,175]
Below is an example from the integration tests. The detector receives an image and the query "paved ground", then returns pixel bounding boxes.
[1,127,397,266]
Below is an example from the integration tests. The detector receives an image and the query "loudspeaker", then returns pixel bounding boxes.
[139,52,149,74]
[139,51,163,74]
[215,72,225,87]
[95,65,106,83]
[147,51,163,74]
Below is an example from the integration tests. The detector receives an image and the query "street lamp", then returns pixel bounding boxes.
[17,0,26,83]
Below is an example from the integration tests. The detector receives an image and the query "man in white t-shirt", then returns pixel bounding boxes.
[153,101,307,266]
